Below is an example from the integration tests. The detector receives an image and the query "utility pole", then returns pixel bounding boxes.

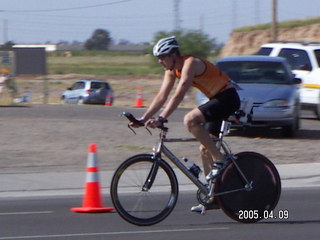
[231,0,238,29]
[255,0,260,24]
[271,0,278,41]
[3,19,8,43]
[199,15,204,31]
[174,0,181,31]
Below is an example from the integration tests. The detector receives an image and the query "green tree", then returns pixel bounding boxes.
[85,29,111,50]
[0,41,15,50]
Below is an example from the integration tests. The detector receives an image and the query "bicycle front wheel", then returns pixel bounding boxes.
[215,152,281,223]
[110,154,179,226]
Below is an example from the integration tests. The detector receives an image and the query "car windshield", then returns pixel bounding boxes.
[90,82,109,90]
[255,47,273,55]
[217,61,289,84]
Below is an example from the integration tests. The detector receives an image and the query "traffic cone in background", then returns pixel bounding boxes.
[71,143,114,213]
[133,87,145,108]
[105,93,112,106]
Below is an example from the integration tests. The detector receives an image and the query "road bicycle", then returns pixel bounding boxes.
[110,112,281,226]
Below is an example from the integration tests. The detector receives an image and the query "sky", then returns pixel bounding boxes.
[1,0,319,45]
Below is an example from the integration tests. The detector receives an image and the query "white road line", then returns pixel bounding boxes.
[0,211,53,216]
[0,227,229,239]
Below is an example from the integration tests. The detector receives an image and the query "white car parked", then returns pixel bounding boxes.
[61,80,113,105]
[257,41,320,119]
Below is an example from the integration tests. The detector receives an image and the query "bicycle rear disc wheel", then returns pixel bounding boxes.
[110,154,179,226]
[215,152,281,223]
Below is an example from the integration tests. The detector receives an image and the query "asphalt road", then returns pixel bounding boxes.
[0,188,319,240]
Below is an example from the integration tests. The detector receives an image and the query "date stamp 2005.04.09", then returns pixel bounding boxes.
[238,210,289,221]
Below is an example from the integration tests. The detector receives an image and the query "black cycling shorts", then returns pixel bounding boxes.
[198,88,240,135]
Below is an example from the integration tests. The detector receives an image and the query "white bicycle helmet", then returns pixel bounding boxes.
[153,36,179,57]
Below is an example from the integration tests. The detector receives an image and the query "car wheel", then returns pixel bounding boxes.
[315,102,320,120]
[282,124,295,137]
[294,108,300,130]
[282,114,299,137]
[61,96,66,104]
[77,98,84,105]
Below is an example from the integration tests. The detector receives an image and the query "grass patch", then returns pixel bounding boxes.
[47,54,161,75]
[49,50,149,57]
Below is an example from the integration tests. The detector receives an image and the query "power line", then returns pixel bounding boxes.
[7,11,165,20]
[0,0,133,13]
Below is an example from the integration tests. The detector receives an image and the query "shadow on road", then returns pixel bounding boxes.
[229,127,320,140]
[0,104,31,108]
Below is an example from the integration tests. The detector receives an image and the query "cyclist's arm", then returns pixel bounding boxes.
[159,58,196,119]
[142,70,176,121]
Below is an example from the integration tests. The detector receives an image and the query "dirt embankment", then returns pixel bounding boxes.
[220,23,320,57]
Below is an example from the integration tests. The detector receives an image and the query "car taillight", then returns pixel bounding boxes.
[86,89,93,94]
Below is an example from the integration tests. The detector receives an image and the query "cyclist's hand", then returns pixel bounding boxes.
[129,118,145,128]
[145,118,158,129]
[145,117,167,129]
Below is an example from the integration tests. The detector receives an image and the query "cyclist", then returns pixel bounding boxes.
[130,36,240,213]
[0,68,18,101]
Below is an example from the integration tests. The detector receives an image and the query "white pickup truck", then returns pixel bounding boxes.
[257,41,320,119]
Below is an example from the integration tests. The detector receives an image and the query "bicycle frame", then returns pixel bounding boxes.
[113,112,281,226]
[122,110,253,199]
[149,121,252,198]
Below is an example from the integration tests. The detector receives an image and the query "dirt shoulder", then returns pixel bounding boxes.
[0,105,319,174]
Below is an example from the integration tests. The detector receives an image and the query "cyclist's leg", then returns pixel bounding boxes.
[199,144,213,176]
[200,121,223,175]
[185,110,224,214]
[185,88,240,168]
[184,89,240,168]
[186,89,240,214]
[184,108,224,174]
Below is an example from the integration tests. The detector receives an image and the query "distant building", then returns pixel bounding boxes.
[12,43,149,52]
[13,44,57,52]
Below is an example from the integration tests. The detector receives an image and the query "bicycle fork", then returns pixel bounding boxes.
[141,159,160,192]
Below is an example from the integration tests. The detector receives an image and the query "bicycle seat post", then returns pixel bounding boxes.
[219,120,231,139]
[216,120,231,149]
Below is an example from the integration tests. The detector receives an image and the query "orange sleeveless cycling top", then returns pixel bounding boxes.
[175,56,230,99]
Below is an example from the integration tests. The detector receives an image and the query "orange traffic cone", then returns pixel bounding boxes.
[133,87,144,108]
[71,143,114,213]
[105,93,112,106]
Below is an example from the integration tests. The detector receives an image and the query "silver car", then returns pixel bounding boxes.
[61,80,113,105]
[197,56,302,137]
